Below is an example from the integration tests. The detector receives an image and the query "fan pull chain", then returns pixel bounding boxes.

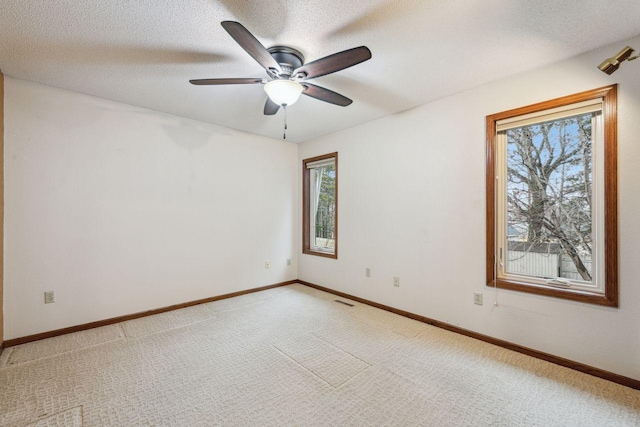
[283,105,288,140]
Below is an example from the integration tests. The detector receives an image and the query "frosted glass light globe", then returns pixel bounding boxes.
[264,80,304,106]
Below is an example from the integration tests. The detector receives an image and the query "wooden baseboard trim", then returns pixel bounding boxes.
[4,280,297,348]
[298,280,640,391]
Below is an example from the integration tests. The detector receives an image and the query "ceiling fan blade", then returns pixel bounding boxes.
[302,83,353,106]
[189,78,264,85]
[264,98,281,115]
[294,46,371,80]
[221,21,282,74]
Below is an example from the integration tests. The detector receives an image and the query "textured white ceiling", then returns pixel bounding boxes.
[1,0,639,142]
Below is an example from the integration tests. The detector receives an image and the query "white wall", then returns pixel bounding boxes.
[4,78,298,339]
[298,36,640,381]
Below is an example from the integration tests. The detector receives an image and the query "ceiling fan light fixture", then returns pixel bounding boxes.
[264,80,304,106]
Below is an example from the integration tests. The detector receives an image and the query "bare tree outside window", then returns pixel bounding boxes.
[506,114,593,282]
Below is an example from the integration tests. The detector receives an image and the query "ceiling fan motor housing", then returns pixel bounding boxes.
[268,46,305,78]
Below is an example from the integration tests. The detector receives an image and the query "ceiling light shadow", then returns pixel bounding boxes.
[328,0,428,38]
[5,39,231,66]
[217,0,286,39]
[322,75,415,112]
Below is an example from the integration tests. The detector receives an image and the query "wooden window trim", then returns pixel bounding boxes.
[303,152,338,259]
[486,85,618,306]
[0,69,4,349]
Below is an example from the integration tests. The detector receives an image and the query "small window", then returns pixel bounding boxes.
[486,85,618,306]
[303,153,338,258]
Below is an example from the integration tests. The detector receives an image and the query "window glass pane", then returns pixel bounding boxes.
[505,113,593,283]
[311,163,336,250]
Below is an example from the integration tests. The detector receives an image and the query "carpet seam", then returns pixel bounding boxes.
[270,344,336,389]
[4,336,127,369]
[19,404,84,427]
[120,312,217,338]
[310,332,373,368]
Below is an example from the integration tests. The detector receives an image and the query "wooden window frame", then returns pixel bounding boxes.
[303,152,338,259]
[486,85,618,306]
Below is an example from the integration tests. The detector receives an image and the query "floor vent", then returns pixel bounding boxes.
[334,299,354,307]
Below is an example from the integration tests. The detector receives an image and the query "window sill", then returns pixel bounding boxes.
[302,248,337,259]
[488,279,618,307]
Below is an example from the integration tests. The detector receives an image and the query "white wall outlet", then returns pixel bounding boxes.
[287,258,291,266]
[44,291,55,304]
[393,277,400,287]
[265,261,270,269]
[474,292,483,305]
[365,268,371,277]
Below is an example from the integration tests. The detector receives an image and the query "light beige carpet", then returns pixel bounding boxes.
[1,284,638,426]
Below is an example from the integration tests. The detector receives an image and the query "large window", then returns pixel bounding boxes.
[486,86,618,306]
[303,152,338,258]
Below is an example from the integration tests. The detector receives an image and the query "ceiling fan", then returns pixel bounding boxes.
[189,21,372,117]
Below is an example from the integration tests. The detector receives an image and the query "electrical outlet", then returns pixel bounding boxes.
[287,258,291,266]
[265,261,270,269]
[393,277,400,287]
[365,268,371,277]
[474,292,483,305]
[44,291,55,304]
